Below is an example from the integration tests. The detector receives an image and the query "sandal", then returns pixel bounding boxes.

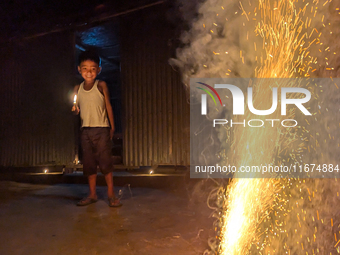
[108,197,122,207]
[77,197,98,206]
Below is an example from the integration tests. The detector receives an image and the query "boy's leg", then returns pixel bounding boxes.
[105,172,121,207]
[78,128,98,206]
[96,128,114,192]
[104,172,114,198]
[88,174,98,199]
[77,173,98,206]
[96,128,121,207]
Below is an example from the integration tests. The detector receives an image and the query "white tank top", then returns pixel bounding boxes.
[77,80,110,127]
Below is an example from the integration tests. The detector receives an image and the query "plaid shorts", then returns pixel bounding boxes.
[80,127,113,176]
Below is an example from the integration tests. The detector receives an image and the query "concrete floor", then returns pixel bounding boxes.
[0,180,214,255]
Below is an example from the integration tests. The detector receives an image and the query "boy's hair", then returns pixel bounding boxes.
[78,49,101,66]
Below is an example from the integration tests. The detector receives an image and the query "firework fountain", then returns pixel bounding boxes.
[173,0,340,254]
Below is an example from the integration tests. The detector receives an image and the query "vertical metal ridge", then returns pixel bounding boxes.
[161,54,168,164]
[137,43,143,166]
[118,4,191,167]
[141,41,147,166]
[151,44,158,166]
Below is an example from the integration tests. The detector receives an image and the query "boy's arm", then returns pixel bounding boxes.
[99,81,115,139]
[72,85,80,115]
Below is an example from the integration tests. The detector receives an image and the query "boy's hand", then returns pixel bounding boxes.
[72,105,80,115]
[110,128,115,140]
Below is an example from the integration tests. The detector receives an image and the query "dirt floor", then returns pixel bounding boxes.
[0,179,215,255]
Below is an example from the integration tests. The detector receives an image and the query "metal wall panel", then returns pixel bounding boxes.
[0,32,76,167]
[120,4,190,167]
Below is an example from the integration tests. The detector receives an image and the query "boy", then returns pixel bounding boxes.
[72,50,121,207]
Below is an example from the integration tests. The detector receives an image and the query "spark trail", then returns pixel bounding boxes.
[218,1,337,254]
[174,0,340,254]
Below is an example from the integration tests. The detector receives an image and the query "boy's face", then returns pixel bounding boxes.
[78,60,101,83]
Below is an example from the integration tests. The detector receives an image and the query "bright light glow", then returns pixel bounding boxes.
[44,169,48,173]
[174,0,338,252]
[149,170,154,175]
[73,95,77,104]
[217,0,332,254]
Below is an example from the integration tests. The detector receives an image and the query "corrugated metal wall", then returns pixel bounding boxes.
[120,4,190,167]
[0,4,190,168]
[0,32,76,167]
